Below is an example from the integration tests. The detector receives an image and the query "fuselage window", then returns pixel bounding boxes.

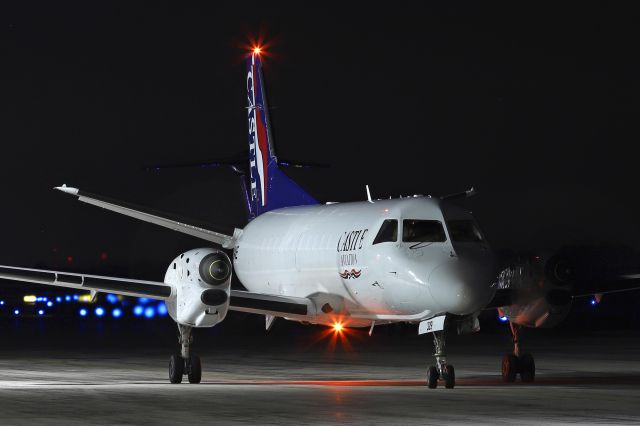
[373,219,398,244]
[446,220,484,243]
[402,220,446,243]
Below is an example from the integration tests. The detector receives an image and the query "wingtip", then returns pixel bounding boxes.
[54,184,79,195]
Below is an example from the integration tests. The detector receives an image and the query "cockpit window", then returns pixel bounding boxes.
[446,220,484,243]
[402,220,446,243]
[373,219,398,244]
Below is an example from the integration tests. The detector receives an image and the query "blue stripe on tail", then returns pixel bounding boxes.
[245,52,317,219]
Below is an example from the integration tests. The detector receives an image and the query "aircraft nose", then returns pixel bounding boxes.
[428,261,496,315]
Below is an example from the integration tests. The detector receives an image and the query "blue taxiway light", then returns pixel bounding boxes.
[95,307,105,317]
[106,294,118,304]
[56,297,62,302]
[38,309,44,316]
[144,306,155,318]
[138,297,150,305]
[112,308,122,318]
[47,301,53,307]
[499,315,509,322]
[79,308,87,317]
[0,300,4,305]
[157,303,168,316]
[73,295,79,301]
[591,298,597,306]
[14,309,20,315]
[133,305,143,316]
[65,295,71,302]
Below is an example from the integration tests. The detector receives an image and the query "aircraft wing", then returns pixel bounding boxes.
[0,265,172,299]
[484,274,640,309]
[0,265,315,318]
[572,274,640,297]
[54,185,240,248]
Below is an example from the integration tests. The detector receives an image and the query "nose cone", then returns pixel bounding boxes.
[428,261,496,315]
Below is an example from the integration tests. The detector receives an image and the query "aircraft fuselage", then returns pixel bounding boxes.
[234,196,497,326]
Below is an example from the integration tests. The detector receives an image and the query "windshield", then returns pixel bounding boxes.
[373,219,398,244]
[446,220,484,243]
[402,220,447,243]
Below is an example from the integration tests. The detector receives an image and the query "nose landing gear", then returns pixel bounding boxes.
[426,330,455,388]
[502,322,535,383]
[169,324,202,384]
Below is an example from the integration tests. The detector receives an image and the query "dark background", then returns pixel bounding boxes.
[1,2,639,331]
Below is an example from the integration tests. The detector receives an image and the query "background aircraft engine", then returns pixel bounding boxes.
[496,253,574,328]
[163,248,232,327]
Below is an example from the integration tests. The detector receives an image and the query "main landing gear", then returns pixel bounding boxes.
[169,324,202,384]
[502,322,535,383]
[426,330,455,389]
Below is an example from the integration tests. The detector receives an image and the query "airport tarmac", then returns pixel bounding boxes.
[1,327,639,425]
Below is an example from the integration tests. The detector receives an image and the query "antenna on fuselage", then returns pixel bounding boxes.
[365,185,374,203]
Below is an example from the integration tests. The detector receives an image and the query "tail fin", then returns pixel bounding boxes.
[245,51,317,218]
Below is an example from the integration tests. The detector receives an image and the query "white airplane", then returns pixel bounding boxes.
[2,48,635,388]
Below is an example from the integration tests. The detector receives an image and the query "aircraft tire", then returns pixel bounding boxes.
[519,353,535,383]
[444,365,455,389]
[169,354,184,384]
[427,366,439,389]
[188,354,202,384]
[502,354,518,383]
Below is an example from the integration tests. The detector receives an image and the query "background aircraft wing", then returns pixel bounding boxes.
[0,265,172,300]
[572,273,640,297]
[54,185,240,248]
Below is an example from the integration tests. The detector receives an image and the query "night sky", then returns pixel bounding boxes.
[2,2,640,279]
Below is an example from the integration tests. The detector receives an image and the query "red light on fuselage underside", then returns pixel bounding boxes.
[253,46,262,55]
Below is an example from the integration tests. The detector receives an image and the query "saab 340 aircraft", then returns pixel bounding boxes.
[2,48,638,388]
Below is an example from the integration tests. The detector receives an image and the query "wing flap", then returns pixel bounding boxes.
[0,265,172,300]
[229,290,315,318]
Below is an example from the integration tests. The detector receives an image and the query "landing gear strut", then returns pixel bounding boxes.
[169,324,202,384]
[502,322,535,383]
[426,330,455,389]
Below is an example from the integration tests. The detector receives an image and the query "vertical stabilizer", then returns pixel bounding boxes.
[245,51,317,218]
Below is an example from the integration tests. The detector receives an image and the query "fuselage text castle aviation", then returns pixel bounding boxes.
[2,47,637,388]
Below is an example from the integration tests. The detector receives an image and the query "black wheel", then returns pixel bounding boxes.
[502,354,518,383]
[169,354,184,384]
[187,354,202,384]
[443,365,455,389]
[427,366,439,389]
[519,353,535,383]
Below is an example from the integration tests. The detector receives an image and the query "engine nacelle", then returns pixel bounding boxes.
[496,253,573,328]
[164,248,232,327]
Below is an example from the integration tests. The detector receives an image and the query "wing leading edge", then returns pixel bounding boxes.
[55,185,241,248]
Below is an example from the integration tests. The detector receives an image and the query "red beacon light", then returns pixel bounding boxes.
[253,46,262,55]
